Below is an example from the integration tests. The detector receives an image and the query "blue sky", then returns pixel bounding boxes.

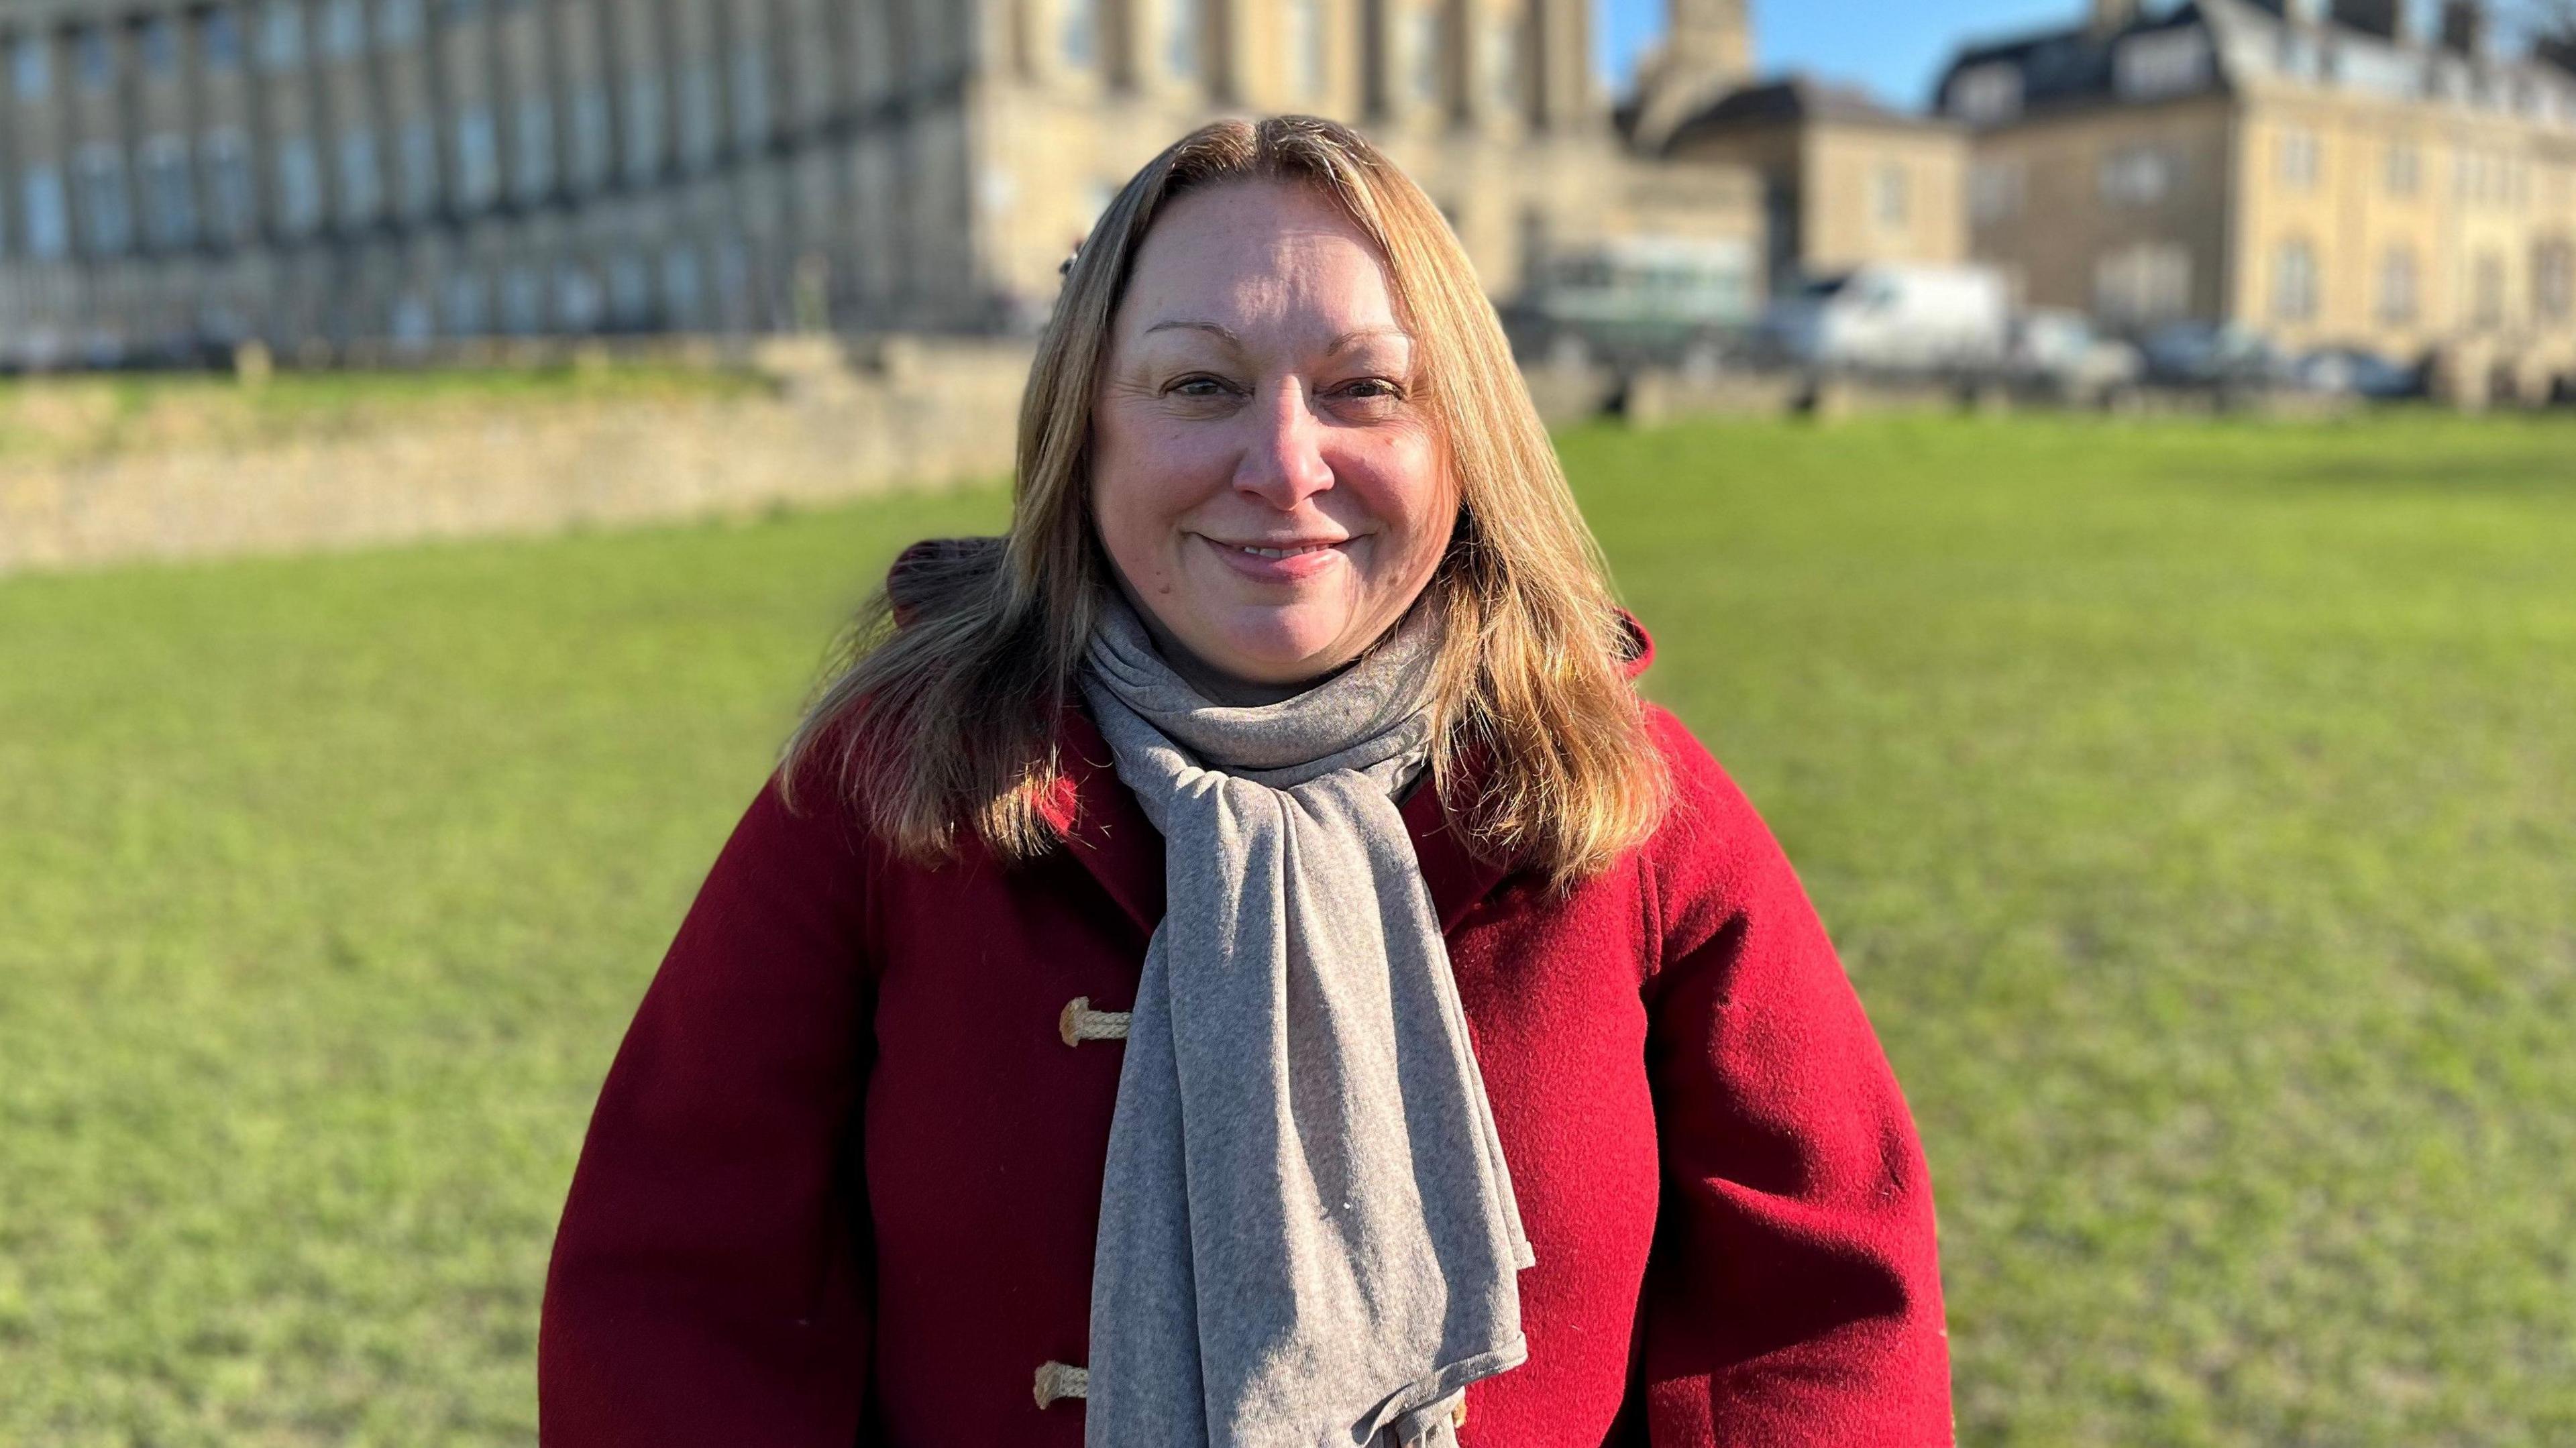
[1599,0,2090,111]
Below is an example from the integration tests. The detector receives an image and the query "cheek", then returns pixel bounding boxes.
[1341,435,1456,573]
[1088,409,1193,577]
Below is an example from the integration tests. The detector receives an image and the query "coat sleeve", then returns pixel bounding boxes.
[1634,710,1953,1447]
[539,765,878,1447]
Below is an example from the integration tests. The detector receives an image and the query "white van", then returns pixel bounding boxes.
[1764,264,2010,372]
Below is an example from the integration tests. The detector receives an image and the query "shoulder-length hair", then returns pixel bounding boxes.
[784,115,1667,886]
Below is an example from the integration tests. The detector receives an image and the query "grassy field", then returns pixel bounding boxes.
[2,412,2571,1445]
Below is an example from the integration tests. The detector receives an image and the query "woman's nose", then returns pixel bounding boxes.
[1233,381,1334,509]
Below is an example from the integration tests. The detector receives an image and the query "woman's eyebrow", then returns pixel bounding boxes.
[1140,320,1244,347]
[1326,327,1412,355]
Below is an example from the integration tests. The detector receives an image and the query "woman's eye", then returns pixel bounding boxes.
[1169,376,1234,399]
[1336,378,1405,403]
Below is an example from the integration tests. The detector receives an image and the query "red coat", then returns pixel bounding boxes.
[540,603,1953,1447]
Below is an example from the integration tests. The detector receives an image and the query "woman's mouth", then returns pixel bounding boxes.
[1202,535,1352,582]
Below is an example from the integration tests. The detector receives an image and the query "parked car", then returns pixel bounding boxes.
[2290,346,2423,398]
[2006,309,2144,402]
[2139,321,2292,387]
[1762,264,2010,372]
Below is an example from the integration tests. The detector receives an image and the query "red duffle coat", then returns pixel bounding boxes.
[539,588,1953,1447]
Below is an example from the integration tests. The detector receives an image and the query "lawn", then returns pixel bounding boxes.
[2,412,2571,1445]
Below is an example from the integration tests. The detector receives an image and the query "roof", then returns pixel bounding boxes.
[1932,0,2576,129]
[1654,74,1956,153]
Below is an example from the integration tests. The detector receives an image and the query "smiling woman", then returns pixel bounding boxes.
[539,117,1954,1447]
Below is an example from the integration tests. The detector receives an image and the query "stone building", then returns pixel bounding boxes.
[1935,0,2576,385]
[1625,0,1970,289]
[0,0,1762,367]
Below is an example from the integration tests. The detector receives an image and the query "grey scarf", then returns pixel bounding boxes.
[1077,594,1533,1448]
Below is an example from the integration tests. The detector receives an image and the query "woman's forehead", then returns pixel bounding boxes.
[1117,181,1407,342]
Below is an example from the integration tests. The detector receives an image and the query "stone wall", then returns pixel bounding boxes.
[0,337,1032,575]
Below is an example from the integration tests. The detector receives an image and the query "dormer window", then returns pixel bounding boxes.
[2114,28,2210,99]
[1950,62,2021,123]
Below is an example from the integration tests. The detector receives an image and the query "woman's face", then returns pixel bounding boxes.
[1089,179,1456,693]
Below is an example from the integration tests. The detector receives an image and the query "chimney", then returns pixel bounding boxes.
[2438,0,2488,56]
[2090,0,2142,36]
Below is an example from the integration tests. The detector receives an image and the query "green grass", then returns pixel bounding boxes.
[3,412,2571,1445]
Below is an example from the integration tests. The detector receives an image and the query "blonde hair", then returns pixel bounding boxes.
[784,115,1666,885]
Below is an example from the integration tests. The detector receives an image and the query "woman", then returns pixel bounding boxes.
[541,117,1951,1447]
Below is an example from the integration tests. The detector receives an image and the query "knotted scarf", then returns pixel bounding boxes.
[1077,592,1534,1448]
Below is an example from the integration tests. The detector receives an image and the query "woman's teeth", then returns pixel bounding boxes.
[1239,543,1335,559]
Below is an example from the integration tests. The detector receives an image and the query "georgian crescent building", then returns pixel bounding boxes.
[0,0,1762,366]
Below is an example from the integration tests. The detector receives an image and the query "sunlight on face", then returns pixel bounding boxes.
[1089,178,1456,696]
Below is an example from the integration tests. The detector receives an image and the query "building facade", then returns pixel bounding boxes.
[1626,0,1969,289]
[1937,0,2576,385]
[0,0,1762,366]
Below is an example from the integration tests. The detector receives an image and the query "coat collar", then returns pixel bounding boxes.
[1036,610,1654,938]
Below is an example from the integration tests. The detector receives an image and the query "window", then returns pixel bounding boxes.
[1287,0,1325,99]
[140,17,179,74]
[554,262,603,331]
[2271,237,2317,321]
[1949,63,2020,124]
[1969,160,2023,223]
[2094,241,2191,324]
[570,85,611,184]
[75,26,113,90]
[260,0,305,70]
[501,263,543,333]
[661,243,702,324]
[337,127,380,219]
[199,11,243,70]
[376,0,421,46]
[2377,245,2416,325]
[396,115,437,213]
[1061,0,1096,71]
[624,72,663,178]
[513,95,553,196]
[141,133,197,246]
[390,292,433,343]
[1485,16,1518,116]
[2536,241,2572,323]
[21,165,70,259]
[678,60,718,162]
[2471,250,2504,327]
[733,46,769,146]
[74,142,133,256]
[2099,145,2176,205]
[276,133,323,231]
[1165,0,1199,82]
[321,0,364,58]
[1407,7,1440,108]
[202,129,255,241]
[2277,128,2320,190]
[1873,162,1910,227]
[11,34,51,100]
[441,270,487,335]
[2114,29,2209,99]
[453,106,499,203]
[2383,140,2419,197]
[608,252,652,327]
